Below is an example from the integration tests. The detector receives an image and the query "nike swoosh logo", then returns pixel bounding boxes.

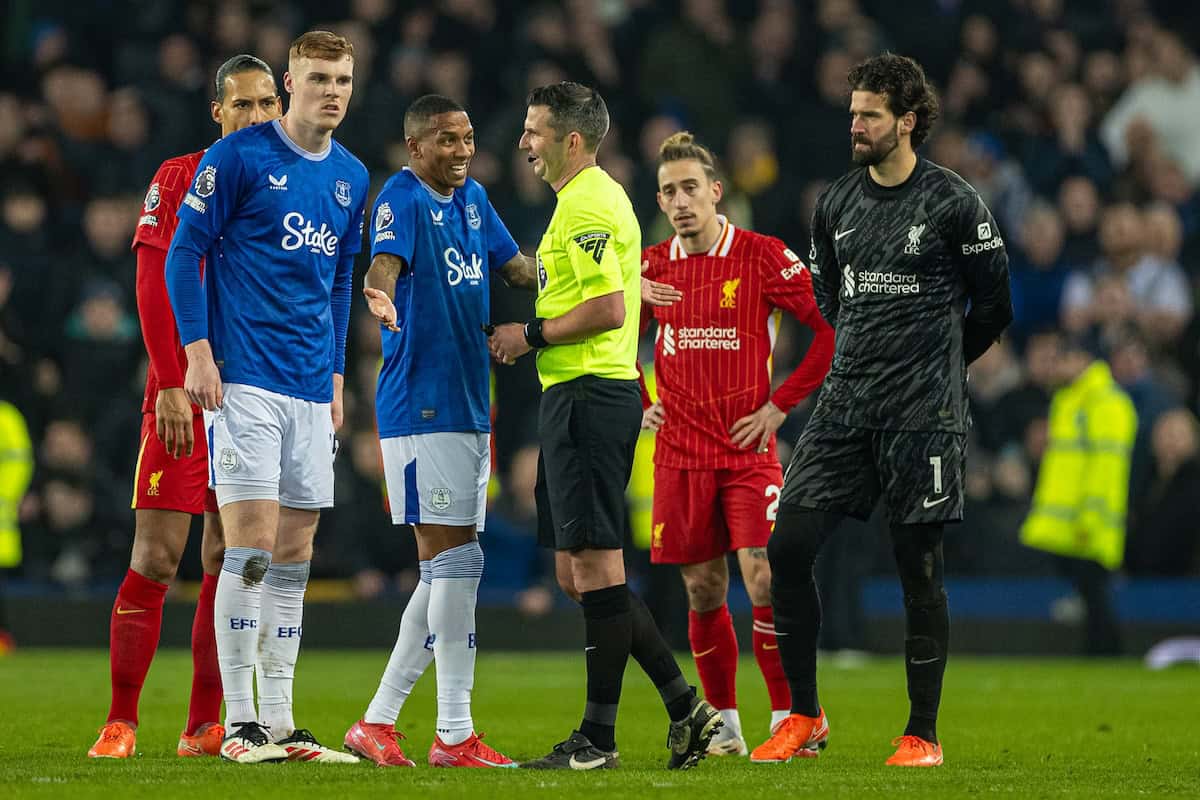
[910,656,940,665]
[691,646,718,658]
[569,753,608,769]
[834,228,856,241]
[116,607,146,615]
[922,496,950,509]
[762,643,778,650]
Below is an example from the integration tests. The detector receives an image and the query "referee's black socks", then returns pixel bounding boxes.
[628,590,693,722]
[579,584,633,752]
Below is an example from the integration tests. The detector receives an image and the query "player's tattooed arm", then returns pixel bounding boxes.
[365,253,405,299]
[363,253,405,332]
[500,252,538,290]
[745,547,768,560]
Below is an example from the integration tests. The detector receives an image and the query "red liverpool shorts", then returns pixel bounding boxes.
[650,461,784,564]
[131,412,219,514]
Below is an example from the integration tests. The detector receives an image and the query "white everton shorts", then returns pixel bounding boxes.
[381,432,490,529]
[204,383,336,510]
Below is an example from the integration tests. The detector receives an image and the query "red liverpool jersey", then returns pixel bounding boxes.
[641,217,834,469]
[131,151,205,414]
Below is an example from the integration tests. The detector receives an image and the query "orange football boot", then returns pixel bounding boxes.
[885,735,943,767]
[749,709,829,763]
[177,722,225,757]
[88,721,136,759]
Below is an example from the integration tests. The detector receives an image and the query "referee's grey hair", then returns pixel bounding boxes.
[214,54,275,102]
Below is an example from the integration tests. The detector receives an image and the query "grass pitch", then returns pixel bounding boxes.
[0,649,1194,798]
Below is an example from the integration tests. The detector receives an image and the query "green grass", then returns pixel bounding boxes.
[0,649,1195,798]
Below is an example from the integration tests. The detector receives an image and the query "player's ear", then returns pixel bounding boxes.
[283,71,294,94]
[656,191,668,214]
[711,179,724,204]
[406,135,421,162]
[211,100,222,125]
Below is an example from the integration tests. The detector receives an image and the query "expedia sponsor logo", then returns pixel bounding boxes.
[663,323,741,351]
[845,266,921,296]
[781,263,807,280]
[961,236,1004,255]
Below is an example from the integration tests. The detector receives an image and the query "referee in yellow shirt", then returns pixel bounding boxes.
[488,82,719,770]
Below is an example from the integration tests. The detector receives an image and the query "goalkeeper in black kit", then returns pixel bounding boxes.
[750,54,1011,768]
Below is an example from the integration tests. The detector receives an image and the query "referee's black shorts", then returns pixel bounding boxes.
[535,375,642,551]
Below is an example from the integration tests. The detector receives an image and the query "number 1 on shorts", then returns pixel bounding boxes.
[928,455,943,495]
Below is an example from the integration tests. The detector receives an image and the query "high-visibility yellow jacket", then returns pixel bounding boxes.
[0,401,33,568]
[1020,361,1136,570]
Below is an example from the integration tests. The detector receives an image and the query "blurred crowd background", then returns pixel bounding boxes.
[2,0,1199,629]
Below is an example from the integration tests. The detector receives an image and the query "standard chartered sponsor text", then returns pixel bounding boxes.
[677,326,741,350]
[856,270,920,295]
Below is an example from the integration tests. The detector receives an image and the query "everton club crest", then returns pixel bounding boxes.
[334,179,352,208]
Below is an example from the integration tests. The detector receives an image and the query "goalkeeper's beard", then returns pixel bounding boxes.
[851,129,900,167]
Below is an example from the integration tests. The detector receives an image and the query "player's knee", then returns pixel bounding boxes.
[766,519,819,580]
[892,523,945,609]
[682,569,726,612]
[130,541,183,584]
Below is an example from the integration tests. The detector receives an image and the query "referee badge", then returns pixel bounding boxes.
[466,203,482,230]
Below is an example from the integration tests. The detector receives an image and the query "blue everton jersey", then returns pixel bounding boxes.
[173,120,368,402]
[371,169,519,437]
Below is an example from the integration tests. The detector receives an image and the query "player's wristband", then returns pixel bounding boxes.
[524,317,549,349]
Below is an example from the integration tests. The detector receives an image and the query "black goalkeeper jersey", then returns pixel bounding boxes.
[807,156,1012,434]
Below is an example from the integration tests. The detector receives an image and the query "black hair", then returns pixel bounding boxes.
[525,81,609,152]
[214,54,274,102]
[847,53,940,148]
[403,94,467,139]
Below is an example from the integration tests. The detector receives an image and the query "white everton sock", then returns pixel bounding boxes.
[364,561,435,725]
[429,542,483,746]
[216,546,271,727]
[256,560,309,740]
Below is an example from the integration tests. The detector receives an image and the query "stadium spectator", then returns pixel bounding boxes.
[1108,326,1181,499]
[1101,27,1200,186]
[1008,204,1072,345]
[1128,408,1200,576]
[1062,202,1193,346]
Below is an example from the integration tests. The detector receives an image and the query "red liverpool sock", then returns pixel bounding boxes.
[186,572,223,735]
[107,569,169,726]
[752,605,792,712]
[688,604,739,710]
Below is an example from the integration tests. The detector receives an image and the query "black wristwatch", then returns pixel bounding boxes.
[524,317,549,349]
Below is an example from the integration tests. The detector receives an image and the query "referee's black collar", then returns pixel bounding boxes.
[861,155,925,200]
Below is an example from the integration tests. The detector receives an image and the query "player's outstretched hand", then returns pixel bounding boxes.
[642,401,665,431]
[487,323,532,366]
[363,287,401,332]
[183,341,223,411]
[729,400,786,453]
[156,387,195,458]
[642,277,683,307]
